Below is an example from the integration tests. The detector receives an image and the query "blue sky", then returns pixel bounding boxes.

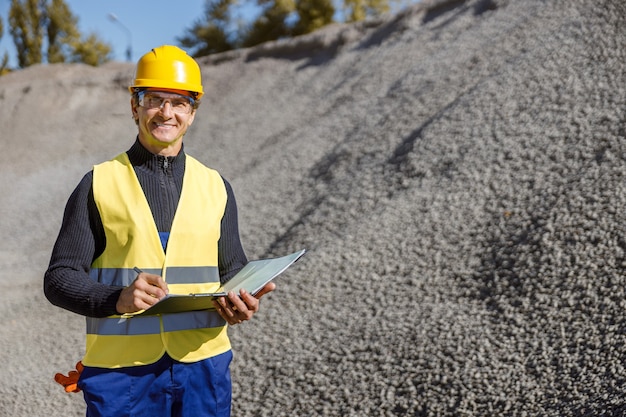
[0,0,417,68]
[0,0,214,66]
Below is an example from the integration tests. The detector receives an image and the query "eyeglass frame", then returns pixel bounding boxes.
[134,89,199,114]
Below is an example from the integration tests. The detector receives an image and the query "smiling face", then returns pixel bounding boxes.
[131,88,197,156]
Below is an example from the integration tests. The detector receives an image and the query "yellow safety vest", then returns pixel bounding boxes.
[83,152,231,368]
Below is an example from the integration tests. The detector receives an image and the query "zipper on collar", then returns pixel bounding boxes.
[157,155,171,173]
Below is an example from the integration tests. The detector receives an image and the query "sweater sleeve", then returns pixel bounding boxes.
[218,178,248,285]
[43,172,123,318]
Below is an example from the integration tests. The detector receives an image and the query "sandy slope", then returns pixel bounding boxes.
[1,0,625,415]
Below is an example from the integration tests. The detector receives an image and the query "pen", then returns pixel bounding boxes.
[133,267,143,275]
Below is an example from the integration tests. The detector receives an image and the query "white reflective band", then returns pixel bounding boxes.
[90,266,220,286]
[165,266,220,284]
[86,309,225,336]
[87,316,161,335]
[162,310,226,332]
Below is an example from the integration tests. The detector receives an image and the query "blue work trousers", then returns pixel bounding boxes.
[78,350,233,417]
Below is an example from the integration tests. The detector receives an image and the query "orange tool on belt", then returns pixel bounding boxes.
[54,361,84,393]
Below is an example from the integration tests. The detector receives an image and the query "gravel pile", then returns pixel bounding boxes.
[1,0,624,415]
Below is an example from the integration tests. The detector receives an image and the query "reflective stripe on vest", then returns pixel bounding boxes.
[86,310,226,335]
[90,266,220,286]
[84,152,230,368]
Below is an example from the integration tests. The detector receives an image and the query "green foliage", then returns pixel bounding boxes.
[292,0,334,37]
[7,0,111,69]
[178,0,236,57]
[9,0,44,68]
[46,0,79,63]
[241,0,295,47]
[180,0,397,57]
[71,33,113,66]
[0,15,10,75]
[343,0,390,22]
[0,54,9,75]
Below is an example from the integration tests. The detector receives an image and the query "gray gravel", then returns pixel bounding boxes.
[1,0,625,415]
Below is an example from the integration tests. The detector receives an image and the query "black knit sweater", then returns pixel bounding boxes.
[43,139,248,318]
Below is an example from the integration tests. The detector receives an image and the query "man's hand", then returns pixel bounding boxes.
[116,271,169,314]
[212,282,276,325]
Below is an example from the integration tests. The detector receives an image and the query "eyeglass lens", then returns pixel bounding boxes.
[139,92,194,114]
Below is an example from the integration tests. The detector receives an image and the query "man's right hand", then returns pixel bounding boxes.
[116,272,169,314]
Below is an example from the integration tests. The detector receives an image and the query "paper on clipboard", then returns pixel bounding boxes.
[134,249,306,316]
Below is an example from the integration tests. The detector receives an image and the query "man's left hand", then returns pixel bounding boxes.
[212,282,276,325]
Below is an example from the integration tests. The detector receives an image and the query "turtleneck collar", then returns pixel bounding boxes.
[126,137,186,176]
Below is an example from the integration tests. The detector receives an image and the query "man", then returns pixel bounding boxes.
[44,45,274,417]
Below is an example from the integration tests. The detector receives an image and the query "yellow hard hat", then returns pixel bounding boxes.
[129,45,203,98]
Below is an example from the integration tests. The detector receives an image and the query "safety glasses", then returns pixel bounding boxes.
[137,91,196,114]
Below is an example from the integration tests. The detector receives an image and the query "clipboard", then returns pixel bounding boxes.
[134,249,306,316]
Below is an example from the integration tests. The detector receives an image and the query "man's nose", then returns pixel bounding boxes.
[159,100,174,116]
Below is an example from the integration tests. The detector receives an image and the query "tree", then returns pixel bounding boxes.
[342,0,390,22]
[46,0,80,63]
[0,15,10,74]
[292,0,334,37]
[8,0,111,68]
[241,0,295,48]
[9,0,44,68]
[71,33,113,66]
[178,0,236,57]
[179,0,399,57]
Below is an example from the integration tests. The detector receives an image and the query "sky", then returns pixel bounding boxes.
[0,0,213,66]
[0,0,417,68]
